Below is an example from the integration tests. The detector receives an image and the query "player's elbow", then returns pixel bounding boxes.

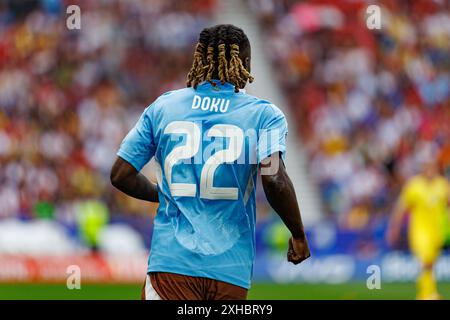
[110,161,125,188]
[110,168,121,188]
[262,171,288,196]
[110,157,139,189]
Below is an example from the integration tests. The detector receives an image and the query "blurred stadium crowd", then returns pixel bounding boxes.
[0,0,449,255]
[250,0,450,229]
[0,0,214,221]
[0,0,215,253]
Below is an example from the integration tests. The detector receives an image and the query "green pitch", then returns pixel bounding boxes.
[1,282,450,300]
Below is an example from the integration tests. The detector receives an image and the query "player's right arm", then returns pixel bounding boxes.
[387,179,413,246]
[386,198,408,246]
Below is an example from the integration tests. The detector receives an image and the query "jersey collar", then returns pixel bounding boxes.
[198,80,246,93]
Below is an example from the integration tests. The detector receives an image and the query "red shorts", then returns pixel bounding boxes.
[141,272,248,300]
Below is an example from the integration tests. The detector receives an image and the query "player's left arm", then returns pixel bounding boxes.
[261,153,310,265]
[258,103,310,265]
[110,157,159,203]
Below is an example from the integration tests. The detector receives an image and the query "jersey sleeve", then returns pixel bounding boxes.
[399,179,416,209]
[257,103,288,164]
[117,106,156,171]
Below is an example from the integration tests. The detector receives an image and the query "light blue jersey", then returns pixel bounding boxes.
[117,80,287,289]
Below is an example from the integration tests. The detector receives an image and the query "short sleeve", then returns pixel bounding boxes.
[399,179,416,209]
[117,106,156,171]
[257,104,288,164]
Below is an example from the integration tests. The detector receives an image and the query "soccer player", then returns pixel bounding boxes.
[387,158,450,300]
[110,24,310,300]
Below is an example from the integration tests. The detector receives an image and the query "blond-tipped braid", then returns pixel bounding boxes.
[186,42,206,89]
[229,44,254,92]
[186,26,254,92]
[217,43,229,84]
[227,44,238,84]
[231,44,254,86]
[205,46,216,85]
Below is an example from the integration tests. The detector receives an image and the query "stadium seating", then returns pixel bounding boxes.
[0,0,449,271]
[0,0,215,227]
[249,0,450,229]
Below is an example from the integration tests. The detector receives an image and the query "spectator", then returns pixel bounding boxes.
[250,0,450,229]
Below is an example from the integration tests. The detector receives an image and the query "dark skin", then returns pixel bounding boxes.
[110,152,310,265]
[110,40,310,265]
[110,157,159,203]
[260,152,310,264]
[239,47,251,87]
[239,45,309,263]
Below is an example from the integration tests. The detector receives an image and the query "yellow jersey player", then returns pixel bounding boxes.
[387,158,450,300]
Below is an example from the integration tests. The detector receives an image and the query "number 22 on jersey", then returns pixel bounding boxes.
[163,121,244,200]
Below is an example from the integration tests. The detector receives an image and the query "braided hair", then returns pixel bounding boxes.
[186,24,254,93]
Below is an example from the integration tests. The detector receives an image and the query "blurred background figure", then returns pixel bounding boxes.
[75,199,109,252]
[0,0,449,299]
[387,146,450,300]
